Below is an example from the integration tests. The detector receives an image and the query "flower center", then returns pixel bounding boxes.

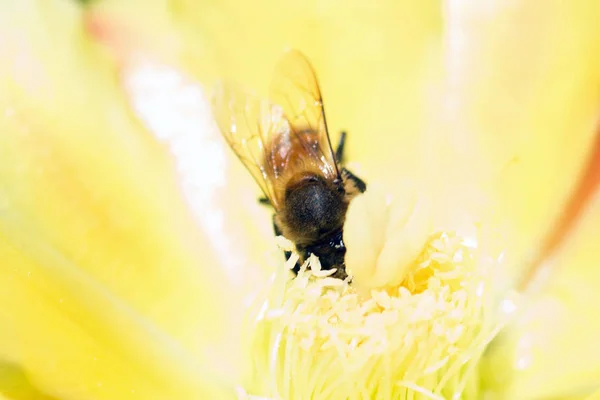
[240,231,502,400]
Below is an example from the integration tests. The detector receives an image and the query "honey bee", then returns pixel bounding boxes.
[212,50,366,279]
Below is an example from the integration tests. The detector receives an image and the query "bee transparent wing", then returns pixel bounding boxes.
[211,82,289,209]
[269,49,341,180]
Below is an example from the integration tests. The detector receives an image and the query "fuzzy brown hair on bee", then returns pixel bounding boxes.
[212,49,366,280]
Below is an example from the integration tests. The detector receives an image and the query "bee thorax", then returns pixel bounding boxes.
[281,178,346,243]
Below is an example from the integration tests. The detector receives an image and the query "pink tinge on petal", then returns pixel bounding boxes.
[83,11,158,66]
[84,13,131,59]
[521,120,600,289]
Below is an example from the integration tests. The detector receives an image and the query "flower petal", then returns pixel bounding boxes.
[438,0,600,283]
[0,1,244,397]
[85,0,280,285]
[482,187,600,398]
[0,232,232,399]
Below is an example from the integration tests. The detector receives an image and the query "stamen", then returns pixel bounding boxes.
[241,231,506,399]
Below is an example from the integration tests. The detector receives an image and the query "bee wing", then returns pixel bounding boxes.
[212,82,290,209]
[269,49,341,180]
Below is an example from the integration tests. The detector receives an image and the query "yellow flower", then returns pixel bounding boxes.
[1,0,600,399]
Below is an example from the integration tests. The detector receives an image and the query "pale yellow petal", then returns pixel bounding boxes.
[345,181,434,291]
[85,1,279,285]
[0,231,232,400]
[0,392,12,400]
[482,187,600,399]
[0,0,242,397]
[436,0,600,284]
[587,389,600,400]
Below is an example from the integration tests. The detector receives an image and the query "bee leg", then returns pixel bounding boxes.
[258,196,271,206]
[272,215,299,274]
[342,167,367,194]
[335,131,347,163]
[337,132,367,195]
